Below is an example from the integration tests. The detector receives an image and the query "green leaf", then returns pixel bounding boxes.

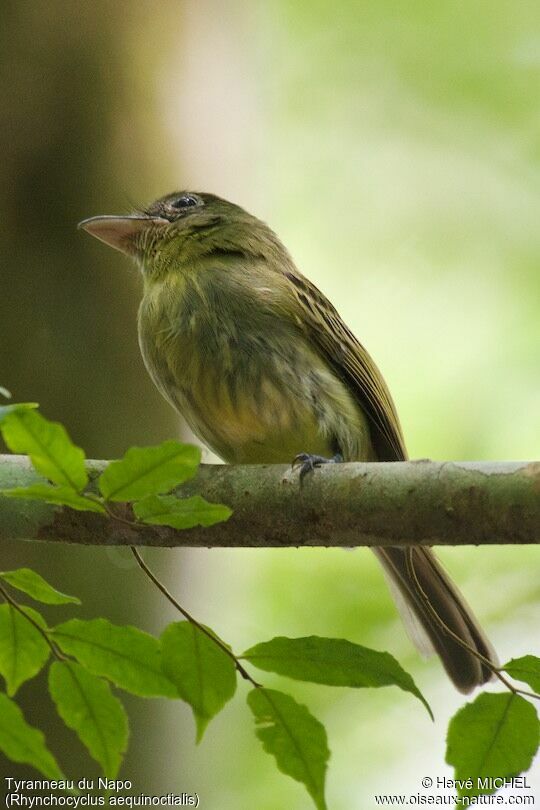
[0,693,64,779]
[0,408,87,491]
[48,661,128,778]
[0,484,105,514]
[98,441,201,502]
[0,604,50,695]
[0,402,38,419]
[134,494,232,530]
[243,635,432,718]
[446,692,540,797]
[161,622,237,741]
[248,688,329,810]
[0,386,11,399]
[51,618,177,698]
[503,655,540,694]
[0,568,81,606]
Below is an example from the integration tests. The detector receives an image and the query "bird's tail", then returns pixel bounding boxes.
[373,546,496,693]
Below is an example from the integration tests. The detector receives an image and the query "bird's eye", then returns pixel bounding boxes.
[170,195,199,209]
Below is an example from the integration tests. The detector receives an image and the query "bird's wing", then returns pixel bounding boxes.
[282,269,407,461]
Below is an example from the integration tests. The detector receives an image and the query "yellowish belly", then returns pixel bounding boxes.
[138,274,376,464]
[157,354,376,465]
[176,377,334,464]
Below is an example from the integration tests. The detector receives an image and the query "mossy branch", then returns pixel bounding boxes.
[1,454,539,548]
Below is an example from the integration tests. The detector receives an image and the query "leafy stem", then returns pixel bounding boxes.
[0,582,66,662]
[99,499,261,688]
[129,546,261,688]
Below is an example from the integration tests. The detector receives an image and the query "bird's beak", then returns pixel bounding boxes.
[78,215,167,256]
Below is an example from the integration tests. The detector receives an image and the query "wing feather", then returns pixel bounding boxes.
[283,270,407,461]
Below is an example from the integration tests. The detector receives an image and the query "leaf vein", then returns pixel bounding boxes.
[260,690,320,799]
[63,664,112,774]
[104,447,192,499]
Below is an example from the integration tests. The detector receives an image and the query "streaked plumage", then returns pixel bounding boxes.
[80,191,496,692]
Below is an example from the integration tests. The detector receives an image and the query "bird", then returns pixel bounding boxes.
[79,190,496,692]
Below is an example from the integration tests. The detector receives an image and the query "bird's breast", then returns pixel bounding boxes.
[138,268,374,463]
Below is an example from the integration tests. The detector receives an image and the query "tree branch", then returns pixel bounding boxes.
[1,454,539,548]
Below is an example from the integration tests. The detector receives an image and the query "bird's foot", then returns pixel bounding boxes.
[292,452,343,483]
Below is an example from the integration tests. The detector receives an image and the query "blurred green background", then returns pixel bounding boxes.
[1,1,539,807]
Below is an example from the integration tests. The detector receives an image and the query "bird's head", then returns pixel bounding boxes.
[79,192,288,279]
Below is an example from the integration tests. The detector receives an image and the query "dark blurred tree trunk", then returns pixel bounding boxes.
[0,0,185,788]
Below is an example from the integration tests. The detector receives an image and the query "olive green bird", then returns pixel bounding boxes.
[79,191,496,692]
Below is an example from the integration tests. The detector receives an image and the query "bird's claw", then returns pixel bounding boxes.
[291,452,343,483]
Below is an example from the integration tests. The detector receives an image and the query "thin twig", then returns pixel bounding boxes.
[102,495,261,686]
[404,549,494,668]
[404,549,540,700]
[0,582,66,661]
[101,501,139,528]
[129,546,261,687]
